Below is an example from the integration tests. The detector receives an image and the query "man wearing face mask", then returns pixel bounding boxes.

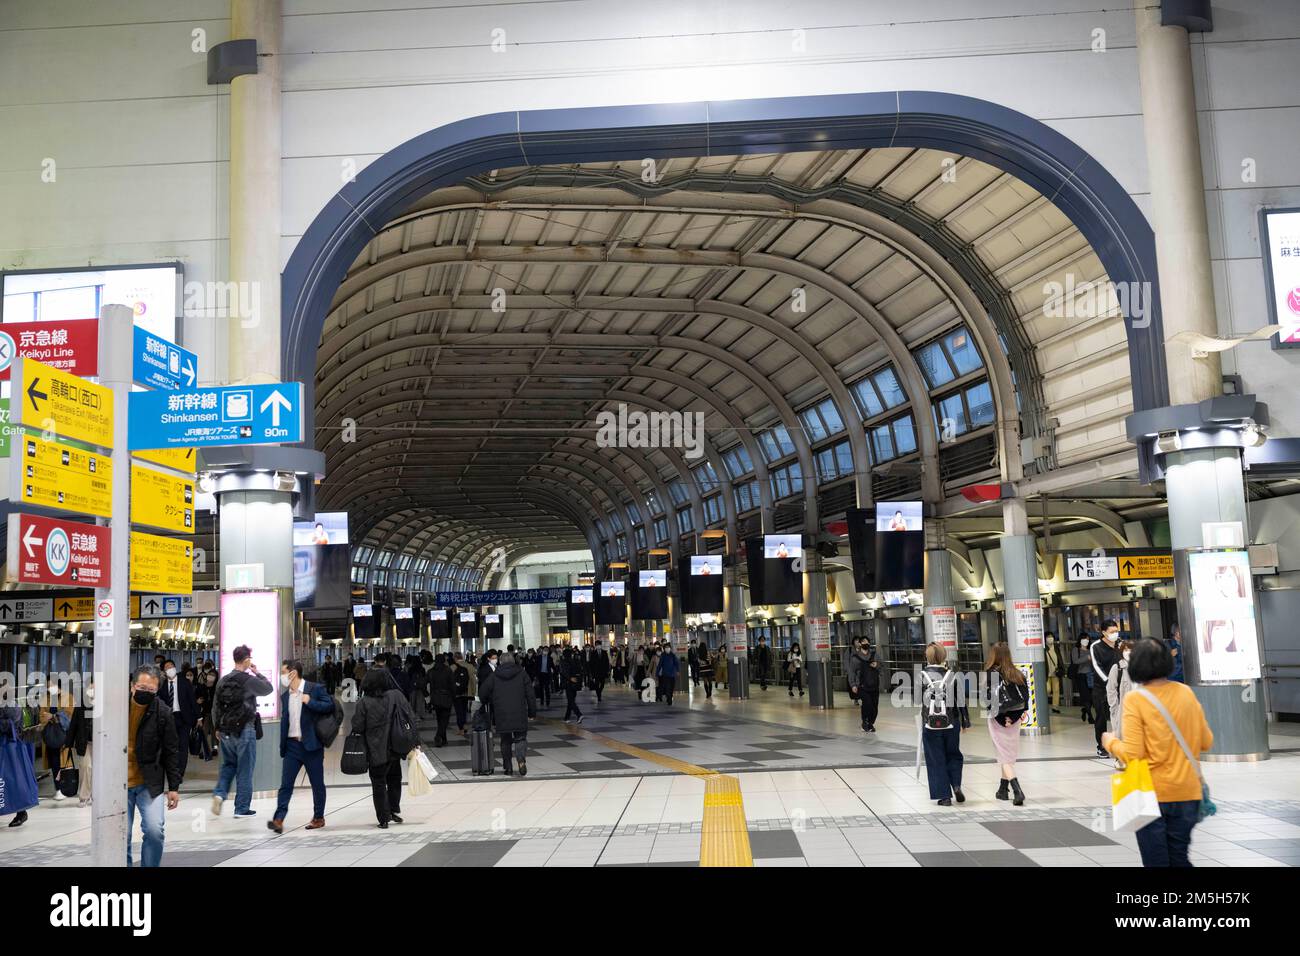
[158,659,198,778]
[1070,634,1095,723]
[268,660,335,834]
[210,645,274,818]
[1088,620,1121,757]
[125,665,182,867]
[1043,632,1064,715]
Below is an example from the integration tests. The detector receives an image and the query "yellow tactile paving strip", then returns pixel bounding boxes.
[542,718,754,867]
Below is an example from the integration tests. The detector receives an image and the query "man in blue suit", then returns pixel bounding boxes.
[267,659,335,834]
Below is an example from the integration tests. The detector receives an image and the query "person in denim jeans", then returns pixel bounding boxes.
[124,665,182,867]
[210,645,274,818]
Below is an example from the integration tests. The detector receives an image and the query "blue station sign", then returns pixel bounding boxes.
[128,382,304,450]
[132,326,197,391]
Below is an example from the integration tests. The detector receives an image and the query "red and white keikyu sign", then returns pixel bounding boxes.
[0,318,99,381]
[5,512,110,587]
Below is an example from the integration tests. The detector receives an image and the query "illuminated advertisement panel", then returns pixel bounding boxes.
[1261,208,1300,348]
[1187,550,1262,681]
[219,590,280,721]
[690,555,721,576]
[875,501,923,532]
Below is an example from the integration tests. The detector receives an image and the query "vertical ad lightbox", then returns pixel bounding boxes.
[219,590,280,721]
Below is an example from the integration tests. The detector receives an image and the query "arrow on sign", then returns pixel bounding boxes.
[1071,561,1083,576]
[1123,560,1135,574]
[26,376,47,412]
[182,358,196,387]
[259,389,292,427]
[0,606,9,619]
[23,524,43,558]
[145,598,160,614]
[58,601,72,616]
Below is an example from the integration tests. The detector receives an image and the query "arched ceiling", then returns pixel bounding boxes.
[314,146,1136,584]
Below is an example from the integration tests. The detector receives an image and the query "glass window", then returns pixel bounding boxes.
[944,326,983,376]
[653,517,669,543]
[758,424,796,463]
[634,526,647,549]
[815,440,853,482]
[893,414,917,455]
[965,379,995,427]
[692,462,721,494]
[677,506,694,532]
[703,495,723,525]
[375,550,395,568]
[668,480,689,506]
[771,462,804,499]
[722,443,754,478]
[798,398,844,443]
[915,340,955,388]
[851,377,884,418]
[937,392,969,437]
[873,366,906,410]
[734,480,759,513]
[626,501,642,525]
[870,424,895,463]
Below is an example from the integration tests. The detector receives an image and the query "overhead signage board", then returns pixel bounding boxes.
[10,433,113,518]
[0,397,11,457]
[128,382,303,450]
[129,531,192,594]
[130,463,194,533]
[1064,555,1119,582]
[5,512,110,587]
[12,356,114,449]
[136,590,219,619]
[0,318,99,381]
[1117,553,1174,580]
[133,446,197,475]
[132,325,196,391]
[0,597,54,623]
[54,596,95,621]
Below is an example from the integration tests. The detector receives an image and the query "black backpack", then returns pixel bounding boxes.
[388,695,417,757]
[215,676,252,736]
[996,675,1029,715]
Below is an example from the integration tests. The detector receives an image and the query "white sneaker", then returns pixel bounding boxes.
[52,790,66,801]
[210,795,223,817]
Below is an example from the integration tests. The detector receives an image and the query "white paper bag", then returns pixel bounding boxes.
[414,747,438,784]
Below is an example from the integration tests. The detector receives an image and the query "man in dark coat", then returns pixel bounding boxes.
[125,665,183,867]
[588,644,610,703]
[426,657,456,747]
[479,652,537,775]
[846,637,882,733]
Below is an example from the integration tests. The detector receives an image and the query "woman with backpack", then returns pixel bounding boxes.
[985,642,1029,806]
[919,642,970,807]
[349,669,411,829]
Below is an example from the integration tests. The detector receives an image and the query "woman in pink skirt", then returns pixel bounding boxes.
[985,642,1029,805]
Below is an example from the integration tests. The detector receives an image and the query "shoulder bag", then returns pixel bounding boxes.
[1133,686,1217,822]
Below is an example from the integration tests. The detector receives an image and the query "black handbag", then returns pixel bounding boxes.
[58,752,79,797]
[340,732,369,775]
[188,726,204,756]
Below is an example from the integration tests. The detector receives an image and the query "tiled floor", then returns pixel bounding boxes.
[4,681,1298,867]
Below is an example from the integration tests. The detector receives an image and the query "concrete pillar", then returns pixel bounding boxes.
[1164,448,1269,759]
[923,520,958,657]
[227,0,282,385]
[999,500,1050,736]
[802,550,832,708]
[726,566,749,698]
[1135,6,1220,406]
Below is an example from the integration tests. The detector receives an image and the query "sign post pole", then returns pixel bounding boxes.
[91,303,134,867]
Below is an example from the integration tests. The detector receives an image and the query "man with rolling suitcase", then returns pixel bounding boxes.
[478,652,536,776]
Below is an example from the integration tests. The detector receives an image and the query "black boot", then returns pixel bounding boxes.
[953,787,965,804]
[1010,778,1025,806]
[996,779,1010,801]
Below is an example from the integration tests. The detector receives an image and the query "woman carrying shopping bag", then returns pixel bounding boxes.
[0,706,40,827]
[1102,638,1214,867]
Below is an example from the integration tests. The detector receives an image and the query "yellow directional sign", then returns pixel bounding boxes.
[54,596,95,621]
[129,531,192,594]
[1118,553,1174,580]
[13,357,114,449]
[12,434,113,518]
[130,463,194,533]
[134,447,197,475]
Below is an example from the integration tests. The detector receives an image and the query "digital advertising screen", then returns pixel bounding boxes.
[2,263,180,343]
[484,613,504,641]
[394,606,416,639]
[430,607,450,641]
[874,502,925,590]
[875,500,923,532]
[680,554,724,613]
[1187,550,1262,681]
[351,603,377,639]
[845,507,875,592]
[1261,207,1300,348]
[219,590,280,721]
[746,535,803,606]
[567,588,594,630]
[631,569,669,620]
[458,611,479,642]
[293,512,349,546]
[596,579,627,626]
[293,543,351,610]
[883,590,909,607]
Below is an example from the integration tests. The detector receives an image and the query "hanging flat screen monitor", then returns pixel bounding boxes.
[292,512,349,546]
[567,587,594,630]
[430,608,450,641]
[679,554,724,613]
[484,612,504,642]
[596,580,626,626]
[352,603,377,640]
[394,606,417,639]
[293,543,351,610]
[874,500,924,590]
[845,507,875,593]
[746,534,804,606]
[631,569,669,620]
[458,610,479,642]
